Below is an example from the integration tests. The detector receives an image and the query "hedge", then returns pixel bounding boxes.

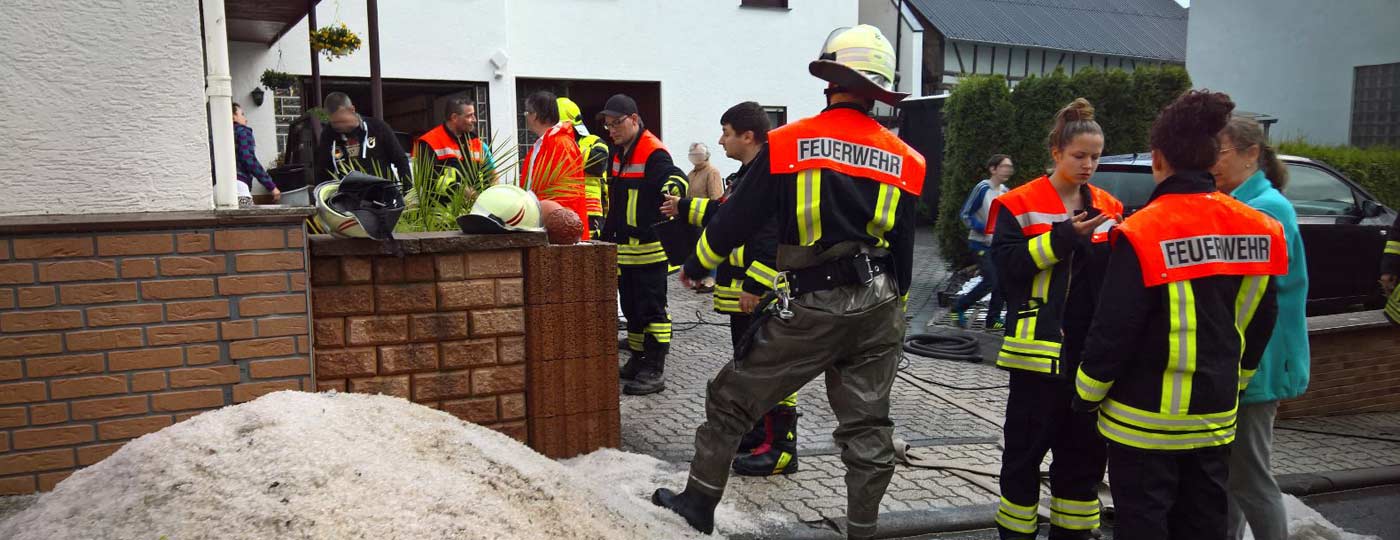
[933,75,1012,262]
[934,66,1191,264]
[1277,141,1400,209]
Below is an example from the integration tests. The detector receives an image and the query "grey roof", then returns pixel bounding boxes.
[907,0,1187,62]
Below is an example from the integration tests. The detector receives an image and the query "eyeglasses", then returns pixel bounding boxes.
[1219,145,1254,154]
[604,116,632,130]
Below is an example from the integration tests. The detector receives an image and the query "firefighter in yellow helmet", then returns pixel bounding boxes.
[650,25,925,539]
[557,97,611,240]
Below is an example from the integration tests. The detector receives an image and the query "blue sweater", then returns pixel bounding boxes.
[1231,171,1310,404]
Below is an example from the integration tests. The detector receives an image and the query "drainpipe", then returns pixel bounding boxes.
[203,0,238,209]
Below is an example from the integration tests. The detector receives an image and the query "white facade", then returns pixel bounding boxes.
[1187,0,1400,144]
[858,0,924,97]
[232,0,858,179]
[0,1,213,217]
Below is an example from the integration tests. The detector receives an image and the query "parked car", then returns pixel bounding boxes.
[1092,154,1395,316]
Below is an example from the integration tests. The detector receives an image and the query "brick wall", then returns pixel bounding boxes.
[309,235,534,443]
[1280,324,1400,418]
[525,243,619,459]
[0,219,312,494]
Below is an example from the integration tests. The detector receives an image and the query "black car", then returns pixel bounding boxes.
[1092,154,1395,316]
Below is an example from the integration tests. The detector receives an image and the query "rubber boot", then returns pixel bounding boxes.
[735,417,765,454]
[618,350,645,381]
[651,486,719,535]
[732,407,798,476]
[623,351,665,395]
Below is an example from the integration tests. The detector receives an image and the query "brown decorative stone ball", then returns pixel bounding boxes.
[539,199,564,217]
[543,208,583,244]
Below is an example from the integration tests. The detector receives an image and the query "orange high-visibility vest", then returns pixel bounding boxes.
[989,176,1124,244]
[414,124,485,164]
[610,130,666,179]
[1115,192,1287,287]
[767,107,926,196]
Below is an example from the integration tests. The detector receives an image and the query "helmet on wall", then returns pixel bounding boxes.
[808,24,908,106]
[457,184,544,234]
[314,172,406,240]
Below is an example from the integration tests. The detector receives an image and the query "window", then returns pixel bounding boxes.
[741,0,788,8]
[273,86,302,157]
[1351,62,1399,147]
[1088,169,1156,211]
[763,106,788,128]
[1284,163,1357,216]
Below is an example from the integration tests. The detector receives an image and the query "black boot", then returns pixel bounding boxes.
[651,487,719,534]
[619,350,645,381]
[735,417,765,454]
[623,350,665,395]
[732,407,799,476]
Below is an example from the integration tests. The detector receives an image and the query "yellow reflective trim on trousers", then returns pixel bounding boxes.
[625,188,638,227]
[996,497,1038,533]
[688,198,710,227]
[1031,268,1051,302]
[778,392,798,407]
[617,241,667,266]
[1049,497,1100,530]
[746,261,778,290]
[728,245,746,267]
[796,169,823,245]
[645,322,673,343]
[1162,280,1198,415]
[1388,288,1400,323]
[627,332,644,351]
[865,183,900,248]
[1075,367,1112,402]
[1028,232,1059,270]
[696,230,725,269]
[1387,241,1400,256]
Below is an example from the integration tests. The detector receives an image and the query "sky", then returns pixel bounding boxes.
[1175,0,1189,6]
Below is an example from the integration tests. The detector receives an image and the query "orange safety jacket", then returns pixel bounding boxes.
[607,130,688,266]
[1075,172,1286,451]
[521,123,589,241]
[988,176,1123,377]
[414,124,485,164]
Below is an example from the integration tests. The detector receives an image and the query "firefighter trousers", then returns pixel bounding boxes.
[684,273,903,539]
[618,264,670,359]
[1108,444,1231,540]
[997,371,1107,539]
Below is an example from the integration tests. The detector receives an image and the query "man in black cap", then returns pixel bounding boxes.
[650,25,925,539]
[600,94,689,396]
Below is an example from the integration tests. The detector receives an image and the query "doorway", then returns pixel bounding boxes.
[515,78,662,159]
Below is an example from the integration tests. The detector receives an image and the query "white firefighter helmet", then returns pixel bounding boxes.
[457,184,544,234]
[808,25,908,106]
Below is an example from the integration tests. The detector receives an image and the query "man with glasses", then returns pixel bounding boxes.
[599,94,689,396]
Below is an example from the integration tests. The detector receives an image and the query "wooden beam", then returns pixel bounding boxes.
[308,0,322,109]
[1024,48,1030,78]
[972,44,978,74]
[367,0,383,119]
[952,41,966,73]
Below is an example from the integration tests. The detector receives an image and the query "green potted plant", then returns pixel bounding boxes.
[260,69,297,91]
[310,22,362,61]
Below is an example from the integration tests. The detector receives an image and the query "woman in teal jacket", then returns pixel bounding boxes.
[1214,116,1309,540]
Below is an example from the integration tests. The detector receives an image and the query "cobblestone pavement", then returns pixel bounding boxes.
[621,228,1400,534]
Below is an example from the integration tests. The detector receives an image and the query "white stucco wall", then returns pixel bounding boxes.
[233,0,857,178]
[0,0,213,217]
[859,0,924,97]
[1187,0,1400,144]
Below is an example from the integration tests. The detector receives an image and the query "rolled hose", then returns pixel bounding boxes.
[902,333,983,363]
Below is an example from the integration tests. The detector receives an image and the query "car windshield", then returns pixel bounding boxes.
[1090,169,1156,210]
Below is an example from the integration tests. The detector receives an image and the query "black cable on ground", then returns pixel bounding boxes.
[1273,425,1400,444]
[902,333,983,363]
[897,358,1010,391]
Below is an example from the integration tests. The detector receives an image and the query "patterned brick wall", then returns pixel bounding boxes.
[0,222,312,494]
[309,238,530,443]
[524,243,619,459]
[1280,325,1400,418]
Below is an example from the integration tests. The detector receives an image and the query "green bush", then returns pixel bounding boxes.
[1007,68,1073,186]
[1130,65,1192,151]
[1277,141,1400,209]
[934,75,1013,264]
[1070,68,1139,155]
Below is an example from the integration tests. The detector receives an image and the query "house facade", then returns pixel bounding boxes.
[1187,0,1400,146]
[232,0,856,183]
[862,0,1187,94]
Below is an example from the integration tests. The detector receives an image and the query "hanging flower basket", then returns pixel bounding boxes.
[310,23,362,61]
[260,69,297,90]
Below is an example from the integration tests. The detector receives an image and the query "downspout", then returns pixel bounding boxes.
[203,0,237,209]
